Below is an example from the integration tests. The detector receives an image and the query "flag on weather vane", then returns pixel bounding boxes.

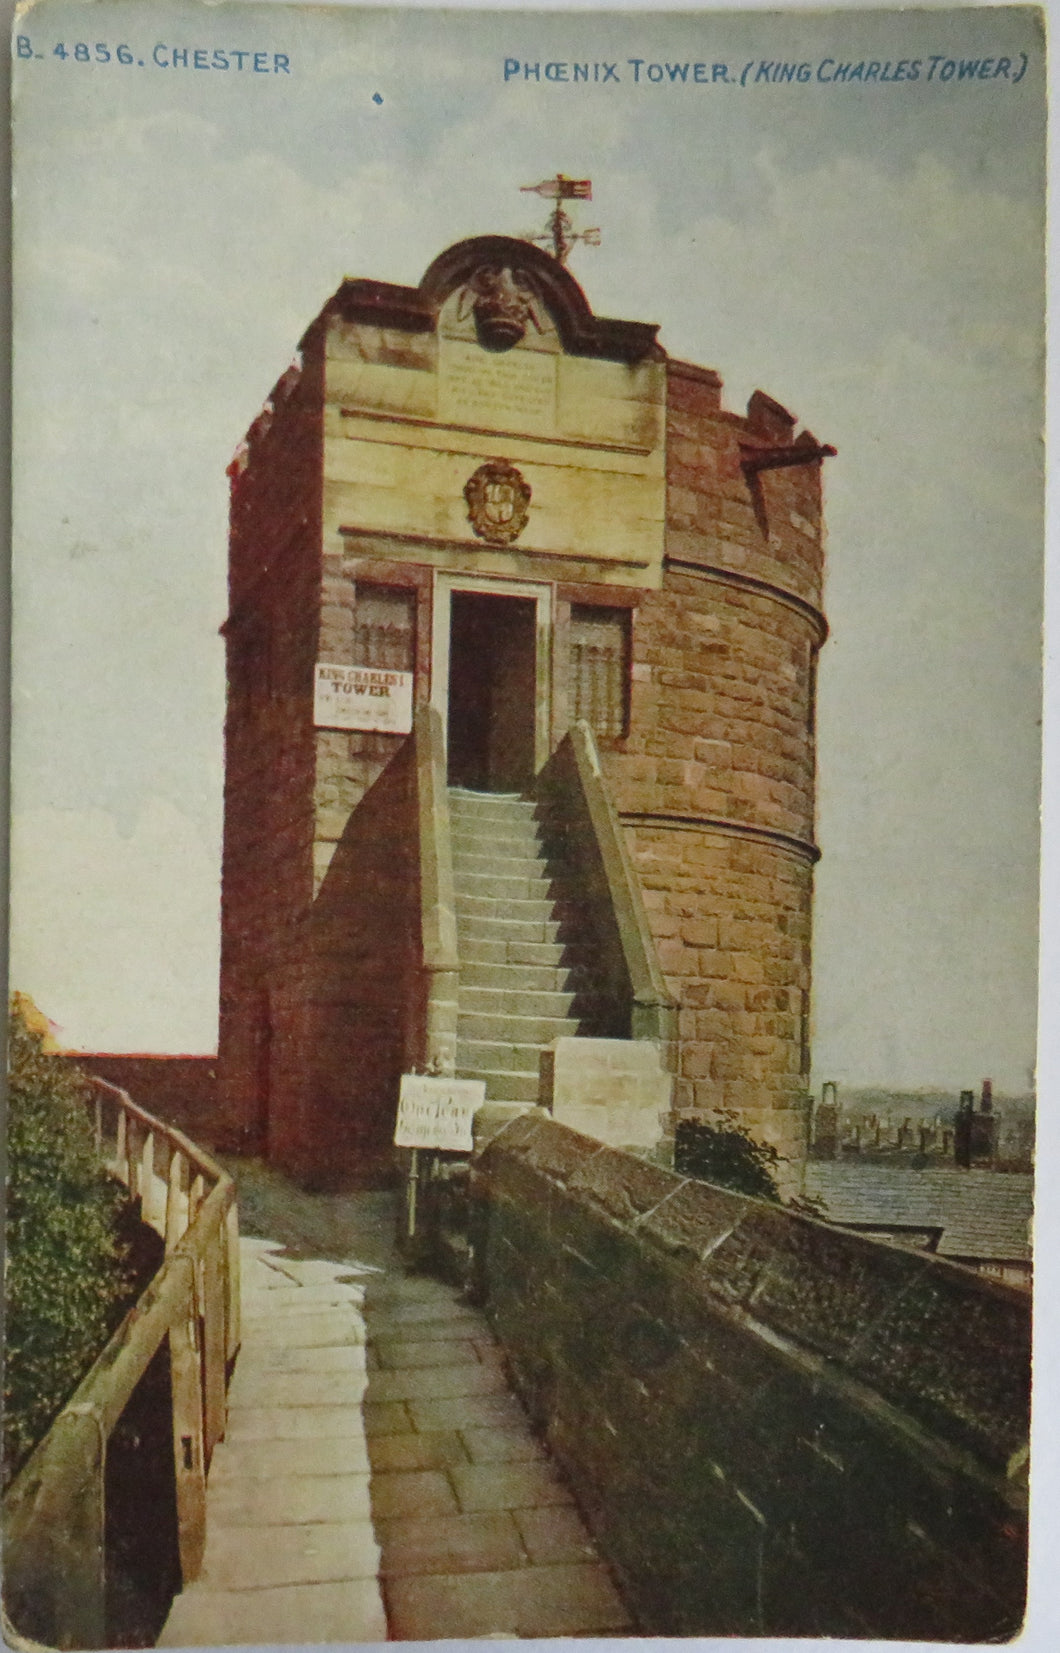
[521,175,593,200]
[520,174,600,264]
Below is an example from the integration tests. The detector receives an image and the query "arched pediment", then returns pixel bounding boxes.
[323,235,661,364]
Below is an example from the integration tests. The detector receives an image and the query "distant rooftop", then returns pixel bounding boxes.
[803,1163,1033,1262]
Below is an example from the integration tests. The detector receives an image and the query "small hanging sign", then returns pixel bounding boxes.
[394,1074,485,1153]
[314,662,413,733]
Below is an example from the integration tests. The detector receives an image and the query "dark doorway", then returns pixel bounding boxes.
[447,592,537,791]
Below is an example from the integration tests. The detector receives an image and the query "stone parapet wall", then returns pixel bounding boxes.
[471,1110,1029,1641]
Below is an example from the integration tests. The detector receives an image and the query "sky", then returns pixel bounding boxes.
[7,0,1046,1096]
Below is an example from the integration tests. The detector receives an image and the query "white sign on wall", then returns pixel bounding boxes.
[394,1075,486,1153]
[314,662,414,734]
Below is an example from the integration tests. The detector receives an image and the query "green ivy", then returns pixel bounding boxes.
[674,1116,781,1202]
[4,998,135,1488]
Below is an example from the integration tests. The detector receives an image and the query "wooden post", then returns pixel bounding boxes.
[169,1268,207,1585]
[165,1149,186,1253]
[93,1091,103,1157]
[189,1173,205,1222]
[126,1117,140,1203]
[224,1199,242,1366]
[201,1222,227,1460]
[140,1130,157,1231]
[115,1107,128,1187]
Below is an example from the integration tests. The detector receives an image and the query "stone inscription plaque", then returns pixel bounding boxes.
[394,1074,486,1152]
[439,338,555,435]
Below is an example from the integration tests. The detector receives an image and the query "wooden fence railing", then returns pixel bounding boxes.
[2,1080,239,1650]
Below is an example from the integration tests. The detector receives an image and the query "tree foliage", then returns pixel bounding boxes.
[4,996,134,1486]
[674,1115,781,1202]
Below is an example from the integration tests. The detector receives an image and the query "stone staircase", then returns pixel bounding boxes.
[450,788,611,1107]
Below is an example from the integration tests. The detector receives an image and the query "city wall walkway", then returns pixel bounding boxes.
[159,1167,631,1644]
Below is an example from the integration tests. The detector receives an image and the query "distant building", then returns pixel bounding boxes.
[810,1083,1035,1172]
[803,1162,1032,1290]
[216,233,831,1186]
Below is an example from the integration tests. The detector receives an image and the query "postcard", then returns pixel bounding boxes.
[4,2,1048,1648]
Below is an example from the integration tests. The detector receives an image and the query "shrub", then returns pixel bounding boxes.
[674,1115,781,1202]
[4,995,135,1487]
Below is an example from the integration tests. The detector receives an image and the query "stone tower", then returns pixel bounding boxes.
[217,235,830,1186]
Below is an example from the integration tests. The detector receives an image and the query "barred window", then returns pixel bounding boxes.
[353,583,416,672]
[570,605,630,741]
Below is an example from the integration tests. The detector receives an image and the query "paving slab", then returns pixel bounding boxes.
[208,1433,371,1482]
[368,1300,483,1329]
[263,1257,377,1287]
[248,1341,367,1375]
[367,1361,508,1403]
[368,1429,470,1473]
[374,1336,482,1369]
[384,1561,633,1639]
[450,1460,575,1513]
[378,1511,526,1578]
[370,1469,460,1521]
[407,1393,527,1433]
[242,1283,365,1315]
[198,1519,380,1591]
[228,1367,366,1408]
[366,1275,465,1306]
[226,1402,370,1441]
[159,1579,388,1646]
[247,1308,366,1347]
[206,1471,373,1528]
[363,1399,414,1436]
[513,1504,600,1566]
[459,1424,547,1465]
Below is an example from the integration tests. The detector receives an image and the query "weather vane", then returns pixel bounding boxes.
[520,174,601,265]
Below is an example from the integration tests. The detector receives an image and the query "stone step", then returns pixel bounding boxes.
[459,960,589,993]
[457,912,566,945]
[454,1066,542,1104]
[452,849,554,880]
[455,894,560,926]
[456,893,589,926]
[457,1011,586,1046]
[459,985,579,1020]
[449,833,545,859]
[454,871,561,903]
[449,791,538,821]
[458,936,569,969]
[456,1038,551,1076]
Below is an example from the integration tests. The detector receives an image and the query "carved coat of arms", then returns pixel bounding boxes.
[464,460,532,544]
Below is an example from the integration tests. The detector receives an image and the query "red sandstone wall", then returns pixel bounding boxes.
[275,736,422,1186]
[217,336,325,1148]
[312,554,433,893]
[65,1055,218,1146]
